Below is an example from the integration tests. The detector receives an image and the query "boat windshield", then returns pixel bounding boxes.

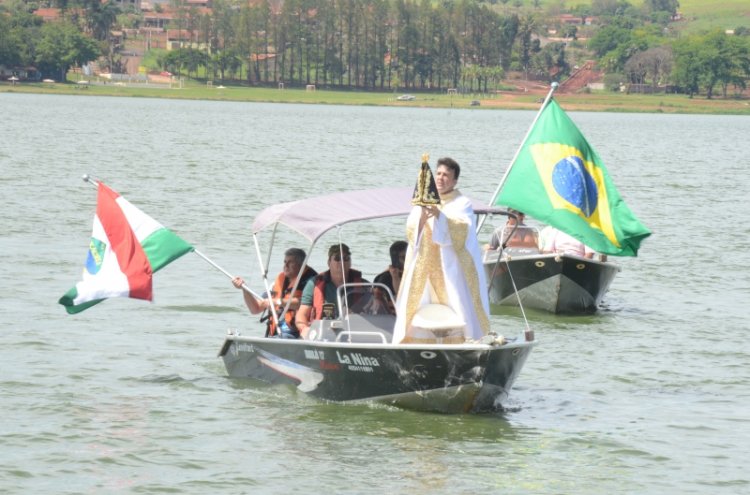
[336,282,397,317]
[305,282,397,343]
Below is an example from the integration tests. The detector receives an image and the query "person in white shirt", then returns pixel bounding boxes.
[541,227,595,259]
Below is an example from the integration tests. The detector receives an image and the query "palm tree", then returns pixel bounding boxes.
[86,0,119,41]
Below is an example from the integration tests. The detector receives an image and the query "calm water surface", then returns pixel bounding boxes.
[1,93,748,494]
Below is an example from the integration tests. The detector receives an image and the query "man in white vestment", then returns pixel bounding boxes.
[393,157,490,343]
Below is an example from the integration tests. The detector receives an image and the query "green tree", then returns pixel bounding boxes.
[35,20,100,81]
[497,12,519,71]
[86,0,119,41]
[0,16,24,68]
[690,31,744,99]
[1,0,43,69]
[570,4,592,24]
[591,0,636,17]
[461,63,478,91]
[213,49,241,81]
[589,25,632,59]
[560,23,577,40]
[643,0,679,16]
[529,41,567,81]
[671,37,702,97]
[706,32,750,98]
[159,49,183,75]
[517,14,535,78]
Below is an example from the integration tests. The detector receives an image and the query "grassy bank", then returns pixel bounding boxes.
[3,79,750,115]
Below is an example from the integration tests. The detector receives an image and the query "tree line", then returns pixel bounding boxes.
[1,0,568,92]
[1,0,749,98]
[157,0,532,92]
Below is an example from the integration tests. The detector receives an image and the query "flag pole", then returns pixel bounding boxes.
[477,82,558,232]
[81,174,262,300]
[192,249,261,300]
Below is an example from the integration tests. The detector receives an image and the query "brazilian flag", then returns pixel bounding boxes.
[494,98,650,256]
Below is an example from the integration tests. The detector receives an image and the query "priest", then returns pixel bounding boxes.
[393,155,490,343]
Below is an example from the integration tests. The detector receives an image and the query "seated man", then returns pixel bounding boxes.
[295,243,369,339]
[486,209,539,251]
[232,247,317,338]
[372,240,408,314]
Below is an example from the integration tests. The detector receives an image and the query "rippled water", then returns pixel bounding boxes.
[1,93,748,494]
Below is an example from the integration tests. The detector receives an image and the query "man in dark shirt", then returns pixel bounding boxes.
[373,240,407,312]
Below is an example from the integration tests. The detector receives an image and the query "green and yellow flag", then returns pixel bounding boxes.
[494,98,650,256]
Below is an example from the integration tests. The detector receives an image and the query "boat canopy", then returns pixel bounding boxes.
[252,186,504,243]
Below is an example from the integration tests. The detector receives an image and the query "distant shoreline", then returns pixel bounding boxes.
[3,81,750,115]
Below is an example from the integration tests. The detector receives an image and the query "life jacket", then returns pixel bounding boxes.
[310,269,363,321]
[266,266,317,337]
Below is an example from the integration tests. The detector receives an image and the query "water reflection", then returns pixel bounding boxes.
[226,378,531,443]
[256,399,538,492]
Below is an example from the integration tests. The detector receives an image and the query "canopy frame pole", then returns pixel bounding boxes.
[333,226,354,341]
[253,233,280,331]
[264,224,278,279]
[276,245,316,329]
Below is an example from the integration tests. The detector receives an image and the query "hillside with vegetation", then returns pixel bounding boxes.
[1,0,749,101]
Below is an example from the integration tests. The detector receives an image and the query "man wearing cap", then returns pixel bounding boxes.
[295,243,366,339]
[374,240,408,296]
[394,157,490,343]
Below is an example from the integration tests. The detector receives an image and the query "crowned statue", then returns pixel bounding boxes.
[411,153,441,207]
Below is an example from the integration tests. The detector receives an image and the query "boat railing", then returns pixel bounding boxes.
[307,312,396,343]
[336,282,397,317]
[333,282,397,343]
[335,329,389,344]
[306,283,397,343]
[483,246,544,263]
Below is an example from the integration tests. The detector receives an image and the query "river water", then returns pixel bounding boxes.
[1,93,748,494]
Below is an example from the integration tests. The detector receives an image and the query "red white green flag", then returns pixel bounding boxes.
[59,182,194,314]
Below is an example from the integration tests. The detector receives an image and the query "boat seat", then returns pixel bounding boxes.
[307,320,337,342]
[505,246,540,256]
[411,304,465,330]
[335,314,395,343]
[307,314,395,343]
[408,304,466,343]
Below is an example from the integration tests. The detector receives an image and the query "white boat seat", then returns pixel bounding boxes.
[308,314,395,343]
[409,304,466,343]
[411,304,465,330]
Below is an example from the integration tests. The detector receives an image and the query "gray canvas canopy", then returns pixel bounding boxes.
[252,186,504,243]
